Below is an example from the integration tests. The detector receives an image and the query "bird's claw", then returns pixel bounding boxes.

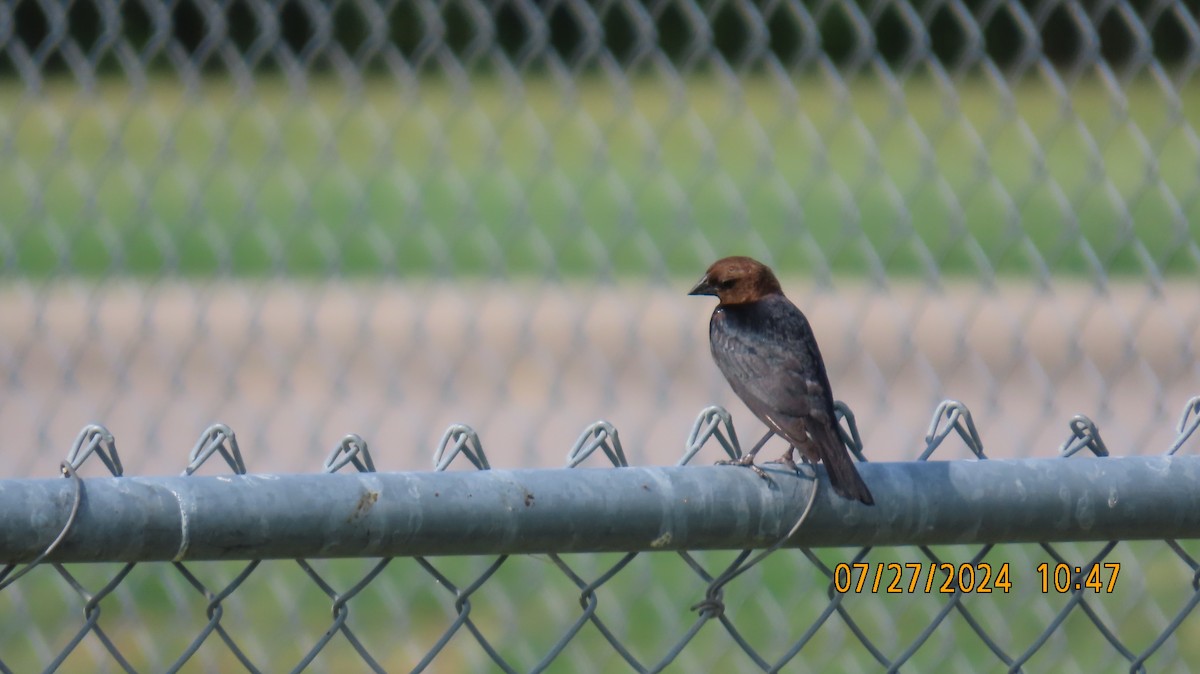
[715,454,768,479]
[765,454,799,473]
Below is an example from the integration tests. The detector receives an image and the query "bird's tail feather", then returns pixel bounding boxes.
[818,426,874,505]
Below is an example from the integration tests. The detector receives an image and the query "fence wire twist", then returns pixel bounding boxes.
[2,397,1200,672]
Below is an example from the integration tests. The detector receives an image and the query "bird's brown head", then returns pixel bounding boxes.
[688,256,784,305]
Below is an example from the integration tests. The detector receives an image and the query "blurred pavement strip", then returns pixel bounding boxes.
[1,279,1196,476]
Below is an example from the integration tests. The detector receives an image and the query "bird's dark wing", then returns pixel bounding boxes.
[710,295,874,504]
[709,296,838,431]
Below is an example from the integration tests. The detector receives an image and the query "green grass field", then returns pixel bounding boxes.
[3,541,1198,671]
[2,73,1198,279]
[2,72,1198,670]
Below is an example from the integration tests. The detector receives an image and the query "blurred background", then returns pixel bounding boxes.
[1,1,1198,473]
[3,2,1200,672]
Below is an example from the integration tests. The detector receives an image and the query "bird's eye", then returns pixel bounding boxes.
[718,279,736,290]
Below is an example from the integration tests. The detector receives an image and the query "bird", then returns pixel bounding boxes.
[689,256,874,505]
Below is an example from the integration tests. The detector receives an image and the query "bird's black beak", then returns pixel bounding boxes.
[688,275,717,296]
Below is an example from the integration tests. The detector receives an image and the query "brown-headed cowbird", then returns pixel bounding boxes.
[690,256,874,505]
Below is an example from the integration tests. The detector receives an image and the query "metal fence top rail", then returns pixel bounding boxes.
[3,455,1199,564]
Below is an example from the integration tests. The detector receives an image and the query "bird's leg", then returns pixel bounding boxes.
[742,429,774,461]
[716,430,774,479]
[766,444,799,473]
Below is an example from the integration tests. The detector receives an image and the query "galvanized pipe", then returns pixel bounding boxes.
[1,456,1199,563]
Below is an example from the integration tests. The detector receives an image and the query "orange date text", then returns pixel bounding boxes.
[832,562,1012,594]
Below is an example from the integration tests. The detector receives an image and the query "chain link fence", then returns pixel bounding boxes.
[2,398,1200,671]
[2,0,1200,670]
